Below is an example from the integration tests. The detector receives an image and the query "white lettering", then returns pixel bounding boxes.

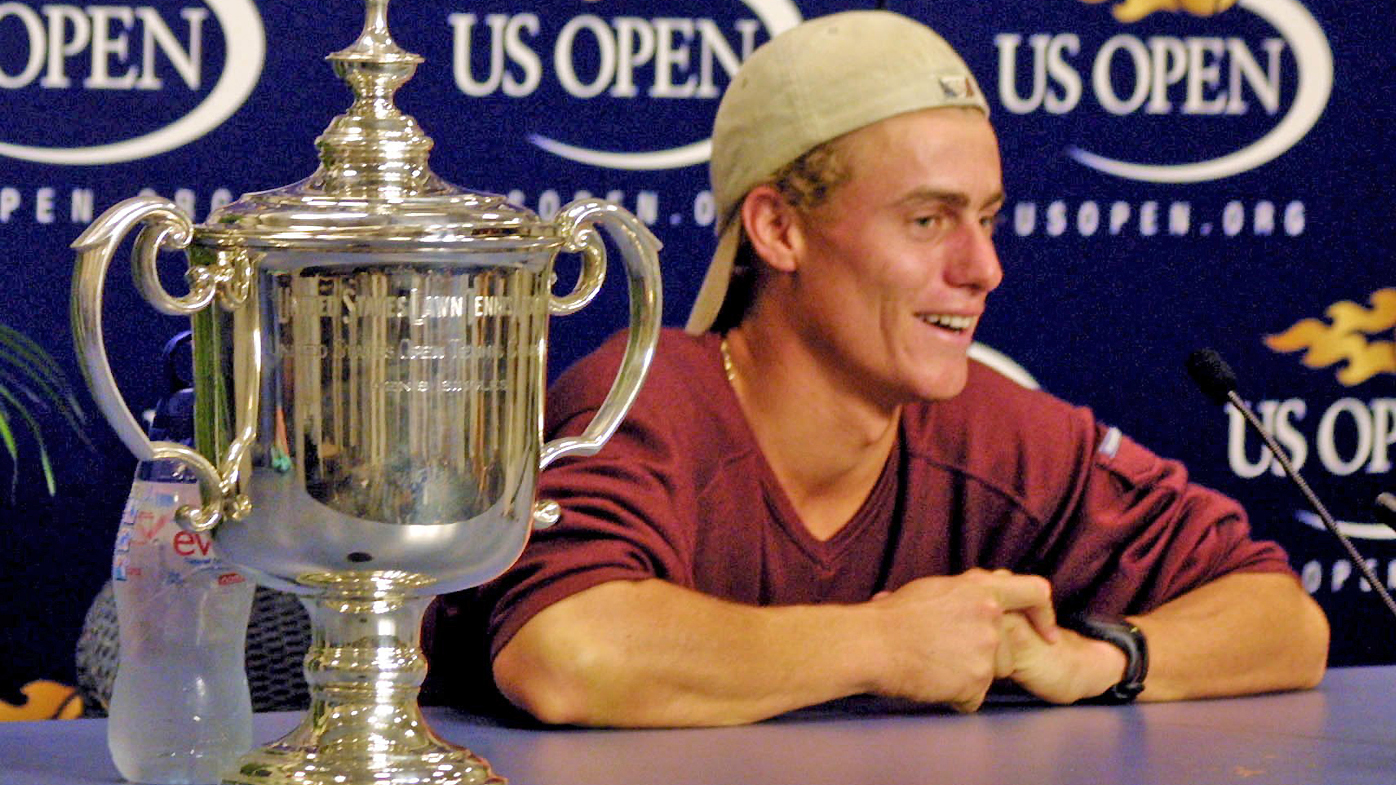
[1332,558,1353,592]
[610,17,654,98]
[0,3,45,88]
[3,5,206,91]
[1147,36,1186,114]
[1168,202,1190,236]
[173,187,195,217]
[85,5,137,89]
[138,7,206,90]
[692,189,715,227]
[1094,35,1150,115]
[1318,398,1374,476]
[995,33,1080,114]
[70,187,93,222]
[649,18,696,99]
[450,13,507,97]
[35,186,54,223]
[1227,400,1271,479]
[555,15,615,99]
[1273,398,1309,475]
[1222,200,1245,237]
[635,191,658,226]
[1226,398,1306,478]
[1045,200,1067,237]
[1,187,21,221]
[41,5,90,88]
[1183,37,1227,115]
[1140,201,1159,236]
[696,18,756,98]
[1284,201,1305,236]
[501,14,541,97]
[1227,38,1284,115]
[1300,560,1321,593]
[1076,201,1099,237]
[1014,202,1036,237]
[1369,400,1396,474]
[1108,201,1130,235]
[537,189,561,220]
[1253,200,1275,236]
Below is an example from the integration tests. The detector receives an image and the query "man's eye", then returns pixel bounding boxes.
[913,215,941,228]
[982,214,1005,235]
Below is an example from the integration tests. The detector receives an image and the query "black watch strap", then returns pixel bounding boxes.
[1067,615,1148,703]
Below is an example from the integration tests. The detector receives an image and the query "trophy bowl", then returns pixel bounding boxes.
[70,1,662,783]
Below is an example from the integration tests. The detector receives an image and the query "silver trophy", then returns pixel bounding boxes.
[70,1,662,783]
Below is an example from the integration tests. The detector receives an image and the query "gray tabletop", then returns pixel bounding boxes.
[4,666,1395,785]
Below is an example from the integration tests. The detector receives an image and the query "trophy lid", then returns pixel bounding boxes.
[197,0,555,253]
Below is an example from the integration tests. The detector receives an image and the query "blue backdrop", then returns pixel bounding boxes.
[1,0,1391,693]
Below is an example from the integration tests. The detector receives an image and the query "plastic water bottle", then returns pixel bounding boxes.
[107,458,255,784]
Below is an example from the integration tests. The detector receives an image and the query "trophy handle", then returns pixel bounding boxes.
[71,195,252,533]
[535,199,663,509]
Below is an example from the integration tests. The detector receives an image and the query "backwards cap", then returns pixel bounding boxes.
[685,10,989,334]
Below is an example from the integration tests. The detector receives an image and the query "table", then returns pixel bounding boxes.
[3,666,1395,785]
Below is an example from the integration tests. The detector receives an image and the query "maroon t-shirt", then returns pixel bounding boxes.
[473,329,1292,661]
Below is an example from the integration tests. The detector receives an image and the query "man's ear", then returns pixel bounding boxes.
[740,185,802,274]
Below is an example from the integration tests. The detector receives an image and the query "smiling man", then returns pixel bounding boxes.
[442,10,1328,727]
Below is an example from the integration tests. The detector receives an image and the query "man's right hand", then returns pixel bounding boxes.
[868,569,1057,712]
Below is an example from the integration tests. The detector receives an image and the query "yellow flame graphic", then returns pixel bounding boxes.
[1081,0,1238,24]
[1265,289,1396,386]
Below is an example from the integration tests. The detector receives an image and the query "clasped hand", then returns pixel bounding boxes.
[869,569,1127,712]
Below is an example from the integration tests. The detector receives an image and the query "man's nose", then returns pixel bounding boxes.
[946,222,1003,293]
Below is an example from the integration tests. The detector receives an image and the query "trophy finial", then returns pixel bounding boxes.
[311,0,444,198]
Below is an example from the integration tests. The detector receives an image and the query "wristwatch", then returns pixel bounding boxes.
[1067,615,1148,703]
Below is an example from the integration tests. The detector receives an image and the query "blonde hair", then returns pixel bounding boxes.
[711,139,851,332]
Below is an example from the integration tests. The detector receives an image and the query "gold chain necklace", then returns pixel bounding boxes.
[719,337,737,384]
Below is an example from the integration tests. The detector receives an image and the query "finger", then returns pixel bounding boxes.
[994,621,1016,679]
[951,693,986,714]
[988,576,1059,642]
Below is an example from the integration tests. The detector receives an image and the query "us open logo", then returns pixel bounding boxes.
[0,0,264,166]
[450,0,801,171]
[997,0,1332,183]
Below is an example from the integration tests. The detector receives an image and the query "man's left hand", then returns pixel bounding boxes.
[997,613,1127,704]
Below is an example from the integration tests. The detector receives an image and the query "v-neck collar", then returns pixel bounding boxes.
[708,333,903,568]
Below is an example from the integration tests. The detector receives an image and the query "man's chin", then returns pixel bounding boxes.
[912,363,970,402]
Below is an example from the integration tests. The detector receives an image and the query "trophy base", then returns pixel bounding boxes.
[223,712,501,785]
[222,571,504,785]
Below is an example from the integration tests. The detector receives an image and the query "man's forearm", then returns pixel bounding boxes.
[1129,571,1329,701]
[492,579,882,727]
[492,570,1058,726]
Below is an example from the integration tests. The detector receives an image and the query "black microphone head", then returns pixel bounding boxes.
[1186,348,1239,405]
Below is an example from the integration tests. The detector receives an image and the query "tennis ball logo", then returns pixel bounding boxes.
[1082,0,1239,23]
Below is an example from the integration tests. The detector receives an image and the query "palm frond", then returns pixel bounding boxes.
[0,324,87,499]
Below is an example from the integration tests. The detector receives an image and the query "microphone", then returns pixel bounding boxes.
[1187,349,1396,622]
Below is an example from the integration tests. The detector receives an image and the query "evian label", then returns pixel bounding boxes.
[0,0,264,165]
[997,0,1333,183]
[449,0,802,170]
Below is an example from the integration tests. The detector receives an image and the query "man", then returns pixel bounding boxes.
[444,10,1328,727]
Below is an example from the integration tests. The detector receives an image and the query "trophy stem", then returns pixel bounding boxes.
[222,572,503,785]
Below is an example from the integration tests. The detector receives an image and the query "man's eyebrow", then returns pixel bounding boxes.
[893,188,1006,210]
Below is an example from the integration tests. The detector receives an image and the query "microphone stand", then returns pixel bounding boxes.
[1225,391,1396,621]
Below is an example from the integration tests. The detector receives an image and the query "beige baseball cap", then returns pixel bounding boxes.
[685,10,990,334]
